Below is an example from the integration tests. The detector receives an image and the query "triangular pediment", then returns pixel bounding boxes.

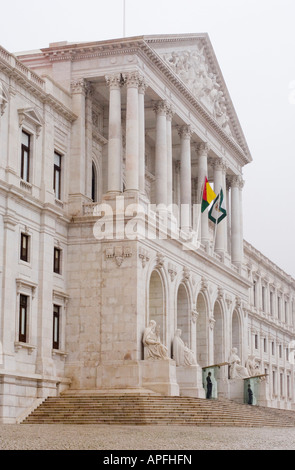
[143,34,251,162]
[18,107,44,136]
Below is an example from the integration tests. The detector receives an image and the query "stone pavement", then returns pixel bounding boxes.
[1,424,295,450]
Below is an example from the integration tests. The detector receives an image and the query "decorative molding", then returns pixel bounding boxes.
[105,245,132,267]
[139,248,150,268]
[182,266,190,281]
[209,317,216,330]
[16,278,37,298]
[168,263,177,281]
[217,287,224,300]
[191,309,199,323]
[18,107,44,137]
[0,80,9,116]
[155,252,165,269]
[200,277,208,292]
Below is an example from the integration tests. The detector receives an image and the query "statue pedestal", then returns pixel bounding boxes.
[228,378,244,403]
[176,365,205,398]
[141,359,179,396]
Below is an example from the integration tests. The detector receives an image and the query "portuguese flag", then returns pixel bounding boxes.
[201,177,216,213]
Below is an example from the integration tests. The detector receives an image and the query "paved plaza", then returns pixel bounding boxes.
[1,424,295,450]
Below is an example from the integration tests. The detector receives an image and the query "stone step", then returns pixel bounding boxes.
[21,394,295,427]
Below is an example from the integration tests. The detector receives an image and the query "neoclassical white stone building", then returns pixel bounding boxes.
[0,33,294,423]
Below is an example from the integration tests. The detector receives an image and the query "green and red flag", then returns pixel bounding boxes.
[208,188,227,224]
[201,177,216,213]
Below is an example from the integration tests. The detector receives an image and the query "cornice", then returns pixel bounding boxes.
[0,46,76,123]
[243,239,295,287]
[36,36,251,164]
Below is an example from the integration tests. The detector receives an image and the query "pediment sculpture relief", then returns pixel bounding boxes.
[162,48,232,136]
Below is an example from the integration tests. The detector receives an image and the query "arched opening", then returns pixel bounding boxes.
[176,283,190,346]
[148,270,165,345]
[213,301,223,365]
[196,292,208,367]
[92,161,98,202]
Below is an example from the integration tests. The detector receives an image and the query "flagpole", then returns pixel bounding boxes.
[123,0,126,38]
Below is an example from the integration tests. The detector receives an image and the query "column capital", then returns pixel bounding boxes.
[138,76,148,94]
[195,141,210,156]
[105,73,124,90]
[228,174,244,189]
[123,71,141,88]
[211,157,227,172]
[166,104,175,121]
[153,100,171,116]
[71,78,88,95]
[177,124,192,139]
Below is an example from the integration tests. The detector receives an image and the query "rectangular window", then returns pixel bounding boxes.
[253,281,256,307]
[279,344,282,358]
[272,341,275,355]
[21,131,30,182]
[53,305,60,349]
[19,294,28,342]
[53,247,62,274]
[255,334,258,349]
[20,233,30,262]
[53,152,62,200]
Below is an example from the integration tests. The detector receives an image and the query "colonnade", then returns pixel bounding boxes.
[105,71,244,266]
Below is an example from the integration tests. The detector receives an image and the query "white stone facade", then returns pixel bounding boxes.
[0,34,294,423]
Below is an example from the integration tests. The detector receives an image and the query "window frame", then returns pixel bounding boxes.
[53,151,62,200]
[53,247,62,275]
[53,304,60,350]
[21,130,31,182]
[20,232,30,263]
[19,294,28,343]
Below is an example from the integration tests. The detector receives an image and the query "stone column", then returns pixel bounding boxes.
[70,78,87,200]
[213,158,227,255]
[138,77,147,195]
[178,125,192,232]
[166,106,174,207]
[125,71,140,192]
[230,175,242,266]
[196,142,210,245]
[239,177,245,261]
[154,101,168,206]
[105,73,123,193]
[226,177,231,255]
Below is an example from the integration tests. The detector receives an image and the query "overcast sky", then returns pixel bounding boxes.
[2,0,295,277]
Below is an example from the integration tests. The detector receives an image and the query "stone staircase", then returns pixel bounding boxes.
[21,393,295,427]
